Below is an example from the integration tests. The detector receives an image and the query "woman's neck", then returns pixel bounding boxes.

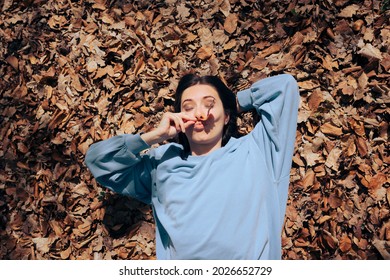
[189,139,223,156]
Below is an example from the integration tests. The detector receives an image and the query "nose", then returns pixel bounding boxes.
[194,107,208,121]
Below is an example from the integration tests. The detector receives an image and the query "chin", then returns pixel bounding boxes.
[188,133,208,143]
[186,131,221,145]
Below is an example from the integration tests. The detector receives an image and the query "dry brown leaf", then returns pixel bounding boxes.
[342,85,354,96]
[318,215,332,224]
[298,80,320,90]
[134,113,145,128]
[368,173,388,200]
[308,89,324,111]
[48,110,68,130]
[352,19,365,32]
[60,246,72,259]
[339,234,352,253]
[177,3,190,20]
[134,58,145,76]
[32,237,52,254]
[355,137,368,157]
[87,60,98,73]
[301,149,323,167]
[338,4,360,18]
[6,56,18,70]
[224,14,238,34]
[219,0,231,16]
[358,43,383,60]
[101,14,114,25]
[49,220,64,236]
[213,29,229,45]
[325,147,342,171]
[259,44,282,59]
[302,169,315,189]
[322,230,339,250]
[48,15,67,29]
[381,53,390,72]
[321,123,343,137]
[349,119,365,137]
[372,239,390,260]
[224,40,237,51]
[92,3,106,10]
[358,72,369,89]
[321,54,339,71]
[328,192,342,208]
[196,46,213,60]
[73,235,97,250]
[250,56,268,70]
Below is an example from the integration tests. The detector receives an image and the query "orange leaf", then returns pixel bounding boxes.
[318,215,332,224]
[223,39,237,50]
[368,173,388,200]
[339,234,352,253]
[259,44,282,59]
[350,119,365,137]
[224,14,238,34]
[308,89,325,111]
[196,46,213,60]
[345,137,357,157]
[325,147,342,171]
[369,173,387,189]
[298,80,320,90]
[60,246,72,259]
[134,113,145,128]
[355,137,368,157]
[250,56,268,70]
[329,193,342,209]
[6,55,18,70]
[134,57,145,76]
[322,230,338,250]
[302,169,315,189]
[338,4,360,18]
[321,123,343,136]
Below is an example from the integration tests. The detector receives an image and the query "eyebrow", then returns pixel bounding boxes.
[181,95,216,104]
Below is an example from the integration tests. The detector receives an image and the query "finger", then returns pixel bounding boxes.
[184,120,195,129]
[178,114,196,133]
[176,115,187,133]
[170,115,182,132]
[158,114,170,131]
[179,118,186,133]
[178,112,197,122]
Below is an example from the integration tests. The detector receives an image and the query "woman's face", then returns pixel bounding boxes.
[181,84,229,151]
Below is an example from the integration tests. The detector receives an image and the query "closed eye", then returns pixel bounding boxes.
[204,98,215,109]
[183,106,194,112]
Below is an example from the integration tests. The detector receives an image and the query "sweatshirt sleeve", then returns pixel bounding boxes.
[84,134,153,204]
[237,74,299,182]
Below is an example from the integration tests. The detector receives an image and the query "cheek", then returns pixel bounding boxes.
[213,107,228,123]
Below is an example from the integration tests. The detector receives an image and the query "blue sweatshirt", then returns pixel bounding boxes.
[85,74,300,260]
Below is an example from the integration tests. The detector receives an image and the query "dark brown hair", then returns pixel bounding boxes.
[173,74,239,155]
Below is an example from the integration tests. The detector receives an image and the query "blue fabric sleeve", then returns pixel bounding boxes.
[237,74,300,182]
[85,134,153,204]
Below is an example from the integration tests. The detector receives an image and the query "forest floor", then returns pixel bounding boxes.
[0,0,389,259]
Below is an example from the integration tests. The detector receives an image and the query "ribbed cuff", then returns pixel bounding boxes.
[237,88,254,111]
[124,134,150,154]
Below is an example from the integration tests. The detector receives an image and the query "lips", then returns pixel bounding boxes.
[193,121,206,131]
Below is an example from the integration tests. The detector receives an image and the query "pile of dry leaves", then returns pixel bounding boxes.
[0,0,389,259]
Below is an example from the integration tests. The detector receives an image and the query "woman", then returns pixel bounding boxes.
[85,73,300,259]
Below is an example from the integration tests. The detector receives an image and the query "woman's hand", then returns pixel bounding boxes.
[141,112,196,146]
